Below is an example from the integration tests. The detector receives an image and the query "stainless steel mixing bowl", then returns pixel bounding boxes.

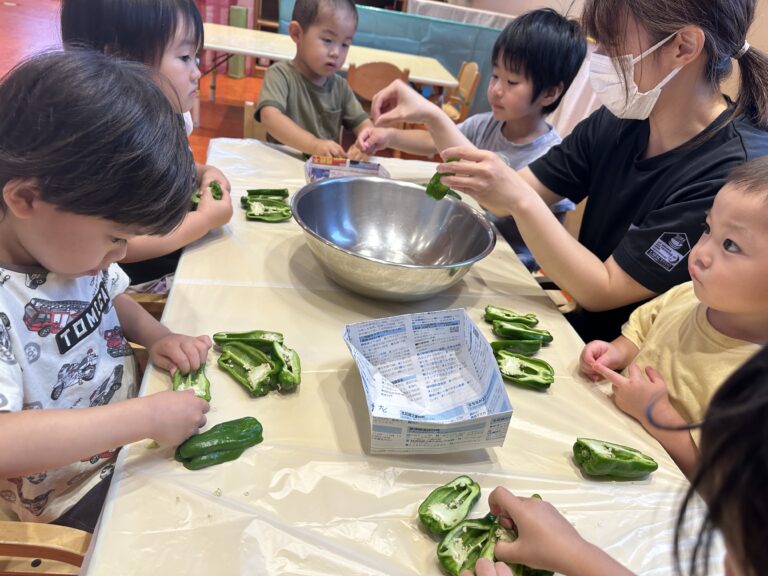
[291,177,496,301]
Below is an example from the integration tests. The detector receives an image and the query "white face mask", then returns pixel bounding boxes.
[589,32,681,120]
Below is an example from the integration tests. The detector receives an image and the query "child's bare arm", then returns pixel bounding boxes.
[120,184,232,263]
[0,390,208,478]
[260,106,346,157]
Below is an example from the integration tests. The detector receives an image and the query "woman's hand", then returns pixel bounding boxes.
[437,147,525,217]
[149,333,212,376]
[371,79,439,127]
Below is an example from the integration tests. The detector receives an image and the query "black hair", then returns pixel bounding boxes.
[674,346,768,576]
[491,9,586,115]
[0,50,195,235]
[291,0,358,30]
[60,0,204,66]
[725,155,768,202]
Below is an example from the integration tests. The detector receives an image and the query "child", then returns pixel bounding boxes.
[256,0,373,159]
[462,345,768,576]
[60,0,233,288]
[0,50,211,531]
[579,158,768,478]
[357,9,587,270]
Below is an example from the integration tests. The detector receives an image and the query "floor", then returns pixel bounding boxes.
[0,0,262,165]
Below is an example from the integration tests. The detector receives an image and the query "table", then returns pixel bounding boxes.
[202,22,458,99]
[84,139,709,575]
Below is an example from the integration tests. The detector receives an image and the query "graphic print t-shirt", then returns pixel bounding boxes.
[0,263,137,522]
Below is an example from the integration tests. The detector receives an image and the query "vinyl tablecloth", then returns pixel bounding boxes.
[84,139,716,575]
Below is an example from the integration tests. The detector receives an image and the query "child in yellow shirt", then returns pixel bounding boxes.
[580,157,768,478]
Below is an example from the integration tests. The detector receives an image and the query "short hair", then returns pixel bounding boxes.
[0,50,195,235]
[291,0,358,30]
[725,156,768,201]
[675,346,768,576]
[60,0,203,66]
[491,9,586,115]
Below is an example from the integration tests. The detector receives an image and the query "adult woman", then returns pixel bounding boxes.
[371,0,768,341]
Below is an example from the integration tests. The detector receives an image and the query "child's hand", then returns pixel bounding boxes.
[346,142,369,161]
[580,340,626,381]
[196,182,233,230]
[143,389,209,446]
[312,139,347,158]
[594,363,669,423]
[371,79,436,127]
[149,333,212,376]
[460,558,513,576]
[487,487,584,575]
[356,126,393,154]
[199,164,231,195]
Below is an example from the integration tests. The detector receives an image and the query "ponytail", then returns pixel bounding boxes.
[736,46,768,129]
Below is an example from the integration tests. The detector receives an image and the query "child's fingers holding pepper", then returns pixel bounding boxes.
[196,182,233,229]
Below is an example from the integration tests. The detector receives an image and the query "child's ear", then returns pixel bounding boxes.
[540,82,564,108]
[288,21,302,43]
[3,178,42,219]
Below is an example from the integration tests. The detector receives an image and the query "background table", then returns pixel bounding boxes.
[203,22,459,88]
[85,139,710,575]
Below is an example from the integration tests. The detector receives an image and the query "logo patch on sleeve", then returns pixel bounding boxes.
[645,232,691,271]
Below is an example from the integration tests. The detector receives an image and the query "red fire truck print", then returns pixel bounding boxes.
[23,298,87,337]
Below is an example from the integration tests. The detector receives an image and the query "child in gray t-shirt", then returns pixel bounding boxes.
[357,10,587,269]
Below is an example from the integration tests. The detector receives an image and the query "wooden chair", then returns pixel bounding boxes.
[0,521,91,576]
[346,62,410,110]
[243,100,268,141]
[441,61,480,123]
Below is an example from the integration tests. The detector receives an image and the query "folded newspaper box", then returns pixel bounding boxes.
[343,308,512,454]
[304,155,390,183]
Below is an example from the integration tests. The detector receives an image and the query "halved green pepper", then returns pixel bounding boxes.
[573,438,658,478]
[213,330,284,353]
[271,341,301,392]
[484,306,538,327]
[490,339,542,356]
[191,181,224,206]
[218,342,277,396]
[244,198,292,222]
[492,320,553,343]
[437,514,497,576]
[175,416,263,470]
[495,350,554,390]
[425,158,457,200]
[418,475,481,534]
[172,363,211,401]
[246,188,289,198]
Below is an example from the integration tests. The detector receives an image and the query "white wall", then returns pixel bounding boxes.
[446,0,584,18]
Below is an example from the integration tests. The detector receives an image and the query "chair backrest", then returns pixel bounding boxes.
[0,521,91,575]
[347,62,410,103]
[454,61,480,105]
[243,100,268,141]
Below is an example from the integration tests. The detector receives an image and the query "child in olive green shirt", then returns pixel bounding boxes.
[256,0,372,158]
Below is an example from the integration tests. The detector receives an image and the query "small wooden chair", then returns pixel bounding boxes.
[347,62,410,110]
[243,100,268,141]
[0,521,91,576]
[441,61,480,123]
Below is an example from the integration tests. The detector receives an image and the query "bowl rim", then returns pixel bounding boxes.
[290,176,497,270]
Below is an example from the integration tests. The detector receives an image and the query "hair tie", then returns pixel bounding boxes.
[735,40,750,59]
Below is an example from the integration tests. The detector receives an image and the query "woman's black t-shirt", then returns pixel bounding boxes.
[529,105,768,341]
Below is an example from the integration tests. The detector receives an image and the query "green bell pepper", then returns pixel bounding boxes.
[171,363,211,401]
[213,330,284,353]
[244,197,292,222]
[573,438,659,478]
[175,416,263,470]
[495,350,554,390]
[437,514,497,576]
[245,188,289,198]
[218,342,277,396]
[492,320,553,343]
[425,158,457,200]
[418,475,481,534]
[271,341,302,392]
[489,339,542,356]
[484,306,538,327]
[191,180,224,206]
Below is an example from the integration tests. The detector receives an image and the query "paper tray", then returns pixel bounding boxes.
[343,308,512,454]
